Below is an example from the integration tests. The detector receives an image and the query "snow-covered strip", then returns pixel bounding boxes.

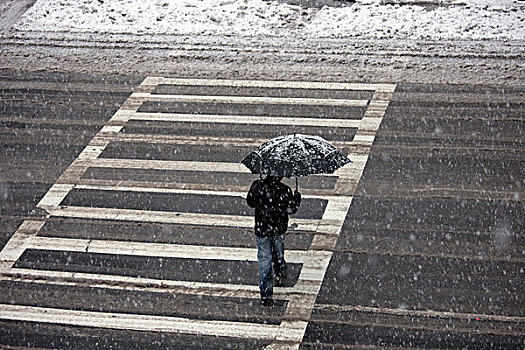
[16,0,525,40]
[132,92,369,107]
[27,236,308,263]
[49,206,322,232]
[2,268,318,298]
[0,304,280,340]
[314,304,525,324]
[130,112,361,128]
[143,77,396,92]
[89,158,341,177]
[0,81,135,93]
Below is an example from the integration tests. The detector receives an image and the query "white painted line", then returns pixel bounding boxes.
[28,236,91,253]
[74,183,351,202]
[89,158,341,177]
[2,268,314,299]
[27,236,308,264]
[367,100,391,108]
[297,252,333,282]
[37,184,75,210]
[309,197,354,250]
[337,154,369,166]
[49,206,321,232]
[75,183,251,198]
[359,117,384,132]
[0,304,280,340]
[146,77,396,92]
[352,134,376,143]
[334,162,367,180]
[91,158,248,172]
[0,220,45,265]
[103,133,354,149]
[74,183,248,198]
[297,267,329,282]
[76,179,348,200]
[130,112,361,128]
[106,133,265,148]
[134,93,369,107]
[99,125,123,133]
[108,109,136,123]
[321,197,353,221]
[271,320,309,345]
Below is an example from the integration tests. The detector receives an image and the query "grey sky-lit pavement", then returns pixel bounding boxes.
[1,1,525,349]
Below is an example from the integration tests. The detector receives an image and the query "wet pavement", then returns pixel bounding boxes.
[0,71,523,349]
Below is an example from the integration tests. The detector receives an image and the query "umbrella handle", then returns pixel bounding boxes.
[295,177,298,192]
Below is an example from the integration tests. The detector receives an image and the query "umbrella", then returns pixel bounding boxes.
[241,133,351,189]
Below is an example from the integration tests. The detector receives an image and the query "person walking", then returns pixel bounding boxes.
[246,175,301,306]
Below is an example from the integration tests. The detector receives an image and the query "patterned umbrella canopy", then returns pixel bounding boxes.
[241,133,351,178]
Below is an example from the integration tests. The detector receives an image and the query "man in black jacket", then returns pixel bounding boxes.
[247,175,301,306]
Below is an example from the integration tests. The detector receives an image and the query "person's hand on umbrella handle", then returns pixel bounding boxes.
[294,190,301,201]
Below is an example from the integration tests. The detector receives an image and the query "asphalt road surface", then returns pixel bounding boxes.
[0,71,523,349]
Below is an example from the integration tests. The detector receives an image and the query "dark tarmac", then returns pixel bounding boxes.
[0,71,523,349]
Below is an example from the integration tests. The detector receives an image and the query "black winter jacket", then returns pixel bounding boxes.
[246,176,301,237]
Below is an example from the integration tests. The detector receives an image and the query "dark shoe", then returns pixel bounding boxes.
[261,298,273,307]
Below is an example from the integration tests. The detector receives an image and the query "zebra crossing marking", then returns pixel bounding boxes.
[99,132,354,148]
[0,77,396,348]
[131,112,362,128]
[73,183,352,201]
[48,206,322,232]
[1,268,314,299]
[89,158,264,174]
[132,92,370,107]
[0,304,280,340]
[27,236,309,263]
[140,77,396,92]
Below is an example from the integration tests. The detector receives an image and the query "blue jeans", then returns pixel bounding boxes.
[256,234,287,299]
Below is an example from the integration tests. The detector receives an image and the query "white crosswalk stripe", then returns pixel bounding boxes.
[131,112,363,128]
[0,77,396,348]
[132,92,370,107]
[0,304,281,340]
[27,236,309,263]
[48,206,323,232]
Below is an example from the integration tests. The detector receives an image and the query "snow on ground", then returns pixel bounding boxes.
[15,0,525,40]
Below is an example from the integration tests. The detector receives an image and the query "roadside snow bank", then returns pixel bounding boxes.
[15,0,525,40]
[309,0,525,39]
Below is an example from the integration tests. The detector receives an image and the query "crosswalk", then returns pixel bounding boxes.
[0,77,395,348]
